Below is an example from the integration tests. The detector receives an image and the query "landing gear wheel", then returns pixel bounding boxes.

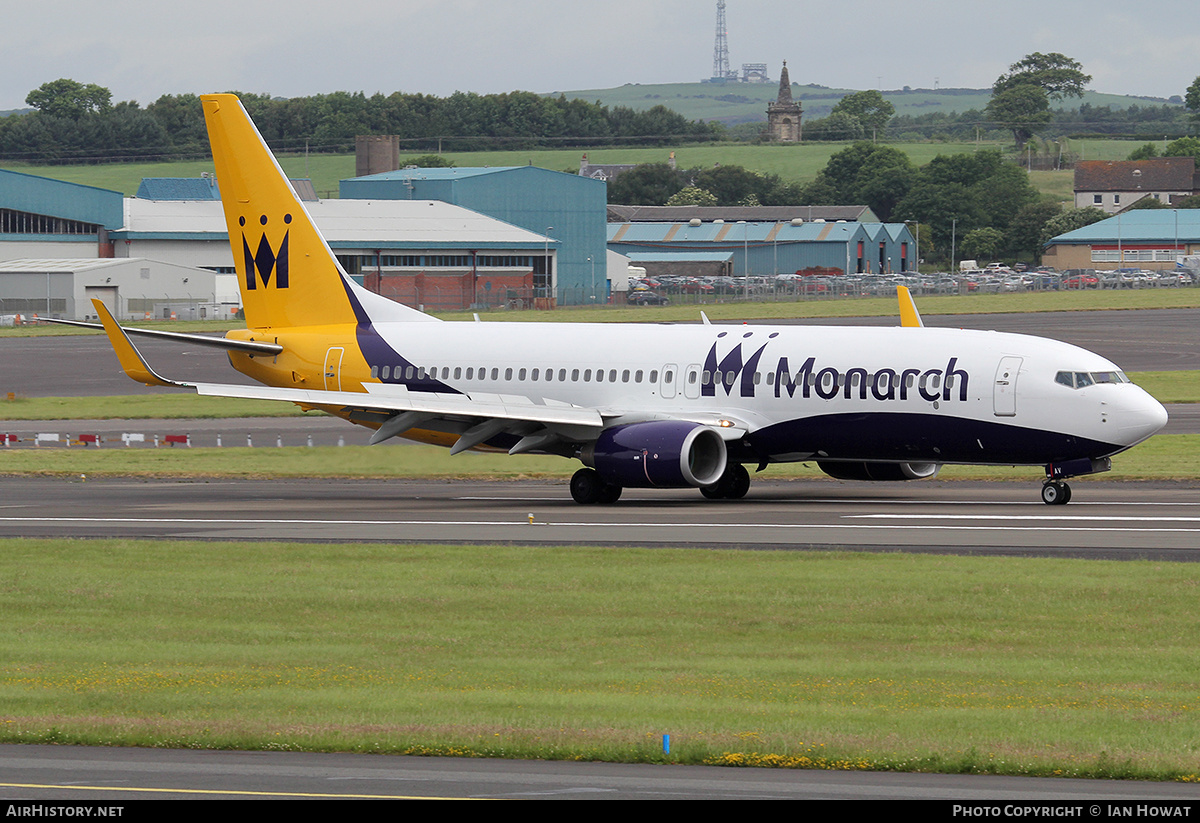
[570,469,622,505]
[701,463,751,500]
[596,483,623,504]
[570,468,602,504]
[1041,481,1071,505]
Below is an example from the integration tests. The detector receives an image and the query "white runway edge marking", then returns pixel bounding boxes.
[0,516,1197,534]
[848,514,1200,522]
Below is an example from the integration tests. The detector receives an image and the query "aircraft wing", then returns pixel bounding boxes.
[89,297,606,453]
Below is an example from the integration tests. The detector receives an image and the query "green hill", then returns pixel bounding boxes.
[550,81,1181,125]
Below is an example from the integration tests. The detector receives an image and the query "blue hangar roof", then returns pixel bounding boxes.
[1048,210,1200,245]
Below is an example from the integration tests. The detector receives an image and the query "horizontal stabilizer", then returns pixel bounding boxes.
[43,316,282,355]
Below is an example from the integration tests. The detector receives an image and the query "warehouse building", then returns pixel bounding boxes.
[1043,209,1200,271]
[607,219,916,279]
[2,170,563,315]
[341,166,607,305]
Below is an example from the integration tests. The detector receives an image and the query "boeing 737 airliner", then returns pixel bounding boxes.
[82,94,1168,505]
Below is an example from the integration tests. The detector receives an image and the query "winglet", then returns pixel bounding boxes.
[92,299,188,388]
[897,285,924,328]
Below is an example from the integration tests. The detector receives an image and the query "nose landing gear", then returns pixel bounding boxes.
[1041,480,1071,505]
[1040,457,1111,505]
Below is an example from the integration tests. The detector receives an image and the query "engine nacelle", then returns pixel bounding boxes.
[582,421,727,488]
[817,461,941,482]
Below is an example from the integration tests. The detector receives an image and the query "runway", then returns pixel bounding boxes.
[1,476,1197,559]
[4,744,1199,801]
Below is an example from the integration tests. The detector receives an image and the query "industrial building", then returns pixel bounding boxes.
[1,168,572,317]
[341,166,608,305]
[1043,209,1200,271]
[607,219,916,280]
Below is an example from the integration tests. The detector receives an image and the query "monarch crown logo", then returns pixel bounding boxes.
[241,213,290,290]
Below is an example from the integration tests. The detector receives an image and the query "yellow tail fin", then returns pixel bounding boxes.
[202,94,431,330]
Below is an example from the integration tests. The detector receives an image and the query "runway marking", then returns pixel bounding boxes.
[849,514,1200,522]
[0,781,472,799]
[1,516,1196,534]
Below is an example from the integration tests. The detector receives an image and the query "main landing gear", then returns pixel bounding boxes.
[568,463,754,504]
[701,463,750,500]
[570,468,622,504]
[1040,480,1071,506]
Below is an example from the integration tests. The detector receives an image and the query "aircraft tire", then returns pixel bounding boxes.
[1041,481,1071,505]
[570,468,604,504]
[700,463,751,500]
[596,483,623,504]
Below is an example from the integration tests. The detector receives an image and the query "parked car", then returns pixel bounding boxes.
[627,291,669,306]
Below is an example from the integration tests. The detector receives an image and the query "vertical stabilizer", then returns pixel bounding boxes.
[201,94,431,329]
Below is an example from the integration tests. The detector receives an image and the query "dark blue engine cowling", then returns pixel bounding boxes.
[583,421,727,488]
[817,461,940,481]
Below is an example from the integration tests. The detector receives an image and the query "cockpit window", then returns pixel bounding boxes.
[1055,370,1130,389]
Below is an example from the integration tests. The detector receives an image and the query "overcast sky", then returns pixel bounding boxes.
[2,0,1197,112]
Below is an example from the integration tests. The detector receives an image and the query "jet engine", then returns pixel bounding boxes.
[817,461,941,481]
[582,421,727,488]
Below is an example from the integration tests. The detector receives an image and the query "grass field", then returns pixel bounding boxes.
[0,436,1193,481]
[4,136,1159,199]
[1,538,1197,780]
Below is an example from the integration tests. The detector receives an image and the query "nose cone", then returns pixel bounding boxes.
[1116,388,1169,447]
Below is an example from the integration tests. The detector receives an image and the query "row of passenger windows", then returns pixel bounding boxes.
[1055,370,1129,389]
[371,364,666,385]
[368,364,951,391]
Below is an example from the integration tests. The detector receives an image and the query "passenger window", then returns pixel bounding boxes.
[622,369,630,383]
[584,369,592,381]
[454,367,461,379]
[491,368,499,380]
[571,369,579,381]
[371,365,379,379]
[596,369,604,383]
[635,369,643,383]
[701,370,711,385]
[518,368,527,380]
[505,368,513,381]
[531,368,539,381]
[382,365,391,380]
[560,369,568,381]
[609,369,617,382]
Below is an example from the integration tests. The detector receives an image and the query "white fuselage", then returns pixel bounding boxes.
[351,319,1166,467]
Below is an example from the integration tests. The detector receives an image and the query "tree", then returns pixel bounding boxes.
[606,163,686,205]
[985,84,1051,149]
[992,52,1091,101]
[1127,143,1159,161]
[1040,207,1107,245]
[1186,76,1200,126]
[961,227,1005,261]
[25,79,112,119]
[665,186,717,206]
[1005,201,1062,263]
[1163,136,1200,161]
[988,53,1088,150]
[829,90,895,135]
[400,154,454,168]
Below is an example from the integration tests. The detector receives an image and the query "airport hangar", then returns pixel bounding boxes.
[607,216,917,281]
[1042,209,1200,272]
[0,170,570,319]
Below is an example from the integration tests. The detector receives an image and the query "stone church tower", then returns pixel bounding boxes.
[767,61,802,142]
